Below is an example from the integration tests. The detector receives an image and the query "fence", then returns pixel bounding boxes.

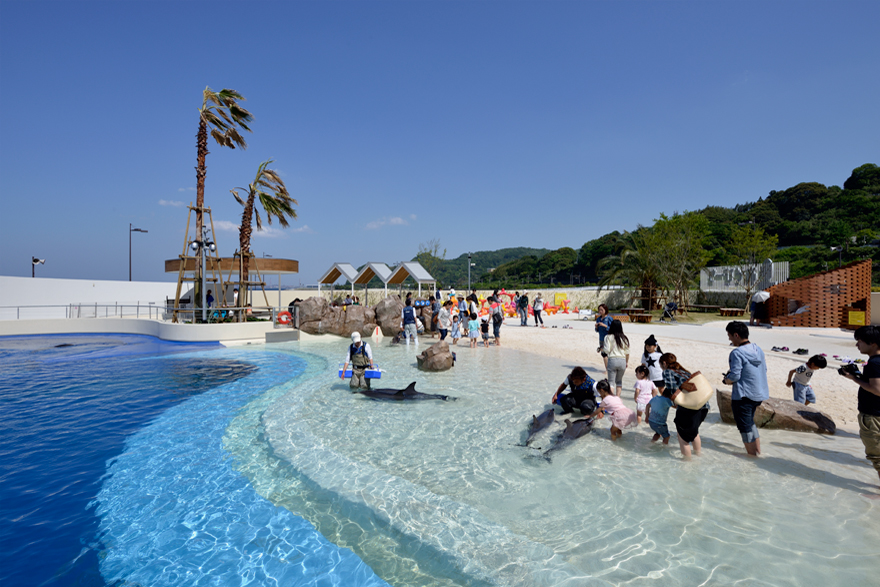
[700,260,789,293]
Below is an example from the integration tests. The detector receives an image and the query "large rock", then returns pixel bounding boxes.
[416,340,454,372]
[373,296,404,336]
[716,389,836,435]
[299,296,377,337]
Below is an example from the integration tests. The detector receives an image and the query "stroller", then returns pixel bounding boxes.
[659,301,678,323]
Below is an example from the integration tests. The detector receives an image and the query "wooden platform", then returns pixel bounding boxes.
[719,308,745,317]
[630,313,653,323]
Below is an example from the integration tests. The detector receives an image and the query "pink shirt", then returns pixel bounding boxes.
[634,380,657,404]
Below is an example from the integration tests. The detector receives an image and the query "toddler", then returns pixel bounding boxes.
[450,314,461,345]
[786,354,827,405]
[645,388,675,444]
[589,380,637,440]
[467,312,480,348]
[633,365,657,424]
[480,315,490,346]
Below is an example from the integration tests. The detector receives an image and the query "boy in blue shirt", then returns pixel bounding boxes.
[645,388,676,444]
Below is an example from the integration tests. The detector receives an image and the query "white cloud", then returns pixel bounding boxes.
[159,199,185,207]
[177,187,196,192]
[253,226,286,239]
[213,220,240,233]
[366,215,414,230]
[290,224,314,233]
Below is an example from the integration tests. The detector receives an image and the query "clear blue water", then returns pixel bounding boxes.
[4,333,880,586]
[0,334,386,587]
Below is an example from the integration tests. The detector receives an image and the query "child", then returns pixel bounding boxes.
[786,354,827,405]
[450,314,462,345]
[641,334,665,394]
[590,379,637,440]
[633,365,657,424]
[645,388,676,444]
[480,315,490,346]
[467,312,480,349]
[552,366,597,416]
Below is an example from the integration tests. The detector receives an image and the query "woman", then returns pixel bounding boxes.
[602,319,630,396]
[533,294,544,327]
[660,352,709,458]
[595,304,613,368]
[438,300,453,341]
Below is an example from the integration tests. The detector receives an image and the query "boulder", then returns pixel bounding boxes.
[716,389,836,435]
[373,296,404,336]
[298,296,377,337]
[416,340,454,372]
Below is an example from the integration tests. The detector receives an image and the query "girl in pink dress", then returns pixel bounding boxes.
[590,380,638,440]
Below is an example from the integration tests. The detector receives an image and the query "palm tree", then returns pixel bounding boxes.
[597,228,664,309]
[194,87,253,306]
[231,160,298,308]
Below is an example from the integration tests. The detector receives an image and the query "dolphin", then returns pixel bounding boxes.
[542,418,593,461]
[524,408,556,446]
[356,382,456,402]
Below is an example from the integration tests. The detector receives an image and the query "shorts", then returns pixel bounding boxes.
[636,400,649,413]
[403,323,418,340]
[648,420,670,439]
[653,380,665,390]
[674,405,708,443]
[481,332,489,340]
[792,382,816,404]
[731,397,763,444]
[606,357,626,387]
[858,412,880,473]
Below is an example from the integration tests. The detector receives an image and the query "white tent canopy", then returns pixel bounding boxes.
[354,262,393,295]
[317,263,359,296]
[387,262,436,296]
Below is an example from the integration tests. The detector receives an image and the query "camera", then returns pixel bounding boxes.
[722,372,730,384]
[838,362,861,377]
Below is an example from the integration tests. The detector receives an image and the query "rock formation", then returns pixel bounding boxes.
[298,296,377,337]
[416,340,455,372]
[716,389,836,435]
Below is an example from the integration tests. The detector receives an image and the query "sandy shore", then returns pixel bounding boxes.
[497,311,864,433]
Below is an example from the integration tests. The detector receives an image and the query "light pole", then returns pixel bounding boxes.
[468,253,476,292]
[830,246,843,268]
[189,225,215,322]
[32,257,45,278]
[129,223,148,281]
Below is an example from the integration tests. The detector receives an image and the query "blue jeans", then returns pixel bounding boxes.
[519,308,528,325]
[792,382,816,404]
[649,420,670,438]
[731,397,762,443]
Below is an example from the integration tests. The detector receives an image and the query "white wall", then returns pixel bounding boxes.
[1,275,178,307]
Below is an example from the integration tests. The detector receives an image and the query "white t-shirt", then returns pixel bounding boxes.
[792,363,815,386]
[533,298,544,311]
[641,351,664,381]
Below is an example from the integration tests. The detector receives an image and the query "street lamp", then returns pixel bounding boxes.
[129,223,148,281]
[190,225,216,321]
[468,253,476,291]
[32,257,45,278]
[830,246,843,268]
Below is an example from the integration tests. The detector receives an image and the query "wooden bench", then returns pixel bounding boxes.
[620,307,643,316]
[630,313,653,323]
[719,307,745,317]
[688,304,721,313]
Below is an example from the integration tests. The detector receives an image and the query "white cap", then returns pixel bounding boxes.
[450,289,456,295]
[351,332,361,343]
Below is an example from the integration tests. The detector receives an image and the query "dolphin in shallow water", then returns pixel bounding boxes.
[542,418,593,461]
[356,382,456,401]
[524,408,556,446]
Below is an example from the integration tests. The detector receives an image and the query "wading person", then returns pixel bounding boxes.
[722,321,769,457]
[400,298,419,345]
[341,332,374,390]
[840,325,880,488]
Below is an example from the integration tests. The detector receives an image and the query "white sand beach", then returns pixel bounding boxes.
[499,311,864,433]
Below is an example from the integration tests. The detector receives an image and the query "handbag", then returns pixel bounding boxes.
[673,371,713,410]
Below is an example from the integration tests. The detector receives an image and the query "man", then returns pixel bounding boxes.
[341,332,374,390]
[841,325,880,487]
[206,289,214,308]
[400,297,419,345]
[722,321,769,457]
[518,291,529,326]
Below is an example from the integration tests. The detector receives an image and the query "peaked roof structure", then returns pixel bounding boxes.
[317,263,359,294]
[354,262,393,294]
[388,262,435,295]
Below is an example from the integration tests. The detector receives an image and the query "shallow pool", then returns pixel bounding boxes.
[2,334,878,586]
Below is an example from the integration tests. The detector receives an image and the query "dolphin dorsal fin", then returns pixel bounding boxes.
[399,382,417,395]
[532,415,539,425]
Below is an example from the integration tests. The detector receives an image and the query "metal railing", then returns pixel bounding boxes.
[0,303,299,328]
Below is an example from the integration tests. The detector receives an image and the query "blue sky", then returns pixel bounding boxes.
[1,1,877,286]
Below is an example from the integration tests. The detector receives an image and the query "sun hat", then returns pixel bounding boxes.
[450,288,456,295]
[351,332,361,343]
